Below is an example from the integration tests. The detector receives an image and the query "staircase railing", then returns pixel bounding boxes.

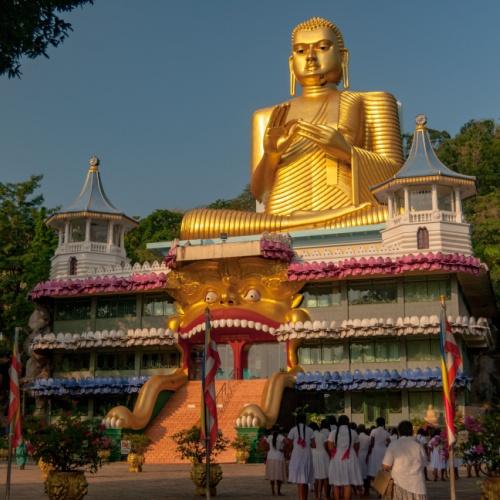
[215,372,238,416]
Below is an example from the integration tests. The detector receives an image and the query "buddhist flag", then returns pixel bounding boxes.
[439,300,462,446]
[201,309,221,450]
[7,331,22,449]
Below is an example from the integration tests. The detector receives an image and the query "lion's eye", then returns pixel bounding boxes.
[205,291,219,304]
[244,289,261,302]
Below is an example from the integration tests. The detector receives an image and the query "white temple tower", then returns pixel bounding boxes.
[46,156,138,278]
[372,115,476,255]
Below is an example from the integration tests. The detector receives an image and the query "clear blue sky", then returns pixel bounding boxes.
[1,0,499,217]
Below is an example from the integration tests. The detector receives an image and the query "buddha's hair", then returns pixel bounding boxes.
[291,17,345,50]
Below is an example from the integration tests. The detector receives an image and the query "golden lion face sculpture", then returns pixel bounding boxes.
[166,257,309,338]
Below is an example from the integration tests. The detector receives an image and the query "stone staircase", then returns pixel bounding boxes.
[145,379,268,464]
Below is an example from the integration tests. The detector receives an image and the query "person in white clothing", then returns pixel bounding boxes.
[366,417,391,478]
[320,419,330,440]
[288,413,315,500]
[357,424,371,497]
[263,425,287,496]
[310,422,329,500]
[327,415,363,500]
[383,420,428,500]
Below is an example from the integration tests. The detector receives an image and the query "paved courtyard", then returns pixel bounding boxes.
[0,463,481,499]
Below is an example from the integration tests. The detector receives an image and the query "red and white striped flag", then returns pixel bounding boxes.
[439,301,462,446]
[8,331,22,449]
[201,309,221,450]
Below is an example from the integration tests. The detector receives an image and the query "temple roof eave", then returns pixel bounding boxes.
[46,210,139,229]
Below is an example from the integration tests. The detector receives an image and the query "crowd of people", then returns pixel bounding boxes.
[260,415,442,500]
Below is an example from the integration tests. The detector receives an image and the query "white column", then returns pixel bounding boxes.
[107,221,114,245]
[387,195,393,219]
[85,218,91,242]
[64,221,70,243]
[120,228,125,248]
[431,184,438,211]
[454,187,463,223]
[403,187,410,216]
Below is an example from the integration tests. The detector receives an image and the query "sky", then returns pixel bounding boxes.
[1,0,499,217]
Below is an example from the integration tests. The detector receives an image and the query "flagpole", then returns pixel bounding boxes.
[5,327,20,500]
[439,296,456,500]
[203,308,211,500]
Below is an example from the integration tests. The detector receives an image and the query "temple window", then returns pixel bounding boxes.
[90,220,108,243]
[96,296,136,319]
[404,276,450,302]
[302,284,341,308]
[69,256,78,276]
[298,343,346,365]
[141,350,180,369]
[350,341,400,363]
[409,188,432,211]
[406,339,441,361]
[112,224,122,246]
[324,394,345,415]
[69,219,85,242]
[54,298,91,321]
[351,392,402,424]
[142,295,176,316]
[437,186,455,211]
[347,280,397,305]
[408,391,443,422]
[54,353,90,372]
[416,226,429,249]
[97,352,135,371]
[394,190,405,215]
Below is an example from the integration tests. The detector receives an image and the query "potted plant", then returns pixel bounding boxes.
[25,413,110,500]
[230,435,251,464]
[171,426,229,496]
[121,433,152,472]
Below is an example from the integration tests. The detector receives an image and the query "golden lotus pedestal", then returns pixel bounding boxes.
[190,463,223,496]
[44,471,88,500]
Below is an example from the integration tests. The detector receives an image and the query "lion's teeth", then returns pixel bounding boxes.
[219,319,226,328]
[241,319,248,328]
[255,322,262,331]
[234,319,241,327]
[262,324,269,332]
[226,319,234,328]
[213,320,220,328]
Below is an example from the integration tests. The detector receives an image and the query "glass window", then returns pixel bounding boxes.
[407,339,441,361]
[351,393,364,413]
[375,342,400,362]
[438,186,454,212]
[141,351,180,369]
[350,342,399,362]
[55,299,91,321]
[69,257,78,276]
[409,189,432,211]
[56,353,90,372]
[97,352,135,370]
[417,227,429,249]
[143,295,176,316]
[394,190,405,215]
[97,296,136,319]
[324,393,345,414]
[347,280,397,305]
[90,220,108,242]
[112,225,121,246]
[409,391,444,421]
[69,219,85,242]
[302,284,341,308]
[404,277,451,302]
[388,392,402,413]
[298,343,346,364]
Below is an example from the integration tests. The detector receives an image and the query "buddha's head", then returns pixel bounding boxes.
[290,17,349,94]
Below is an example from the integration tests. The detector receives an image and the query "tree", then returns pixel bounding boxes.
[0,176,57,339]
[125,209,183,264]
[207,184,255,211]
[0,0,94,78]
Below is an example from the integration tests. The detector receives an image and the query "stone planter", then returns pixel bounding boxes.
[235,449,250,464]
[45,470,88,500]
[127,452,145,472]
[190,462,223,496]
[481,476,500,499]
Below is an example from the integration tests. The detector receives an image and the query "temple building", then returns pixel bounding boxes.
[26,118,496,462]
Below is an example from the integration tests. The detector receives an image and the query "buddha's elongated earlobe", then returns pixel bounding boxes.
[289,56,296,96]
[341,49,350,89]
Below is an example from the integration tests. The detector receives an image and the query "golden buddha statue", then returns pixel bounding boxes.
[181,17,403,239]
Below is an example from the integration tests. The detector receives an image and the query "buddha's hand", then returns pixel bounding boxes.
[296,121,352,163]
[263,103,298,156]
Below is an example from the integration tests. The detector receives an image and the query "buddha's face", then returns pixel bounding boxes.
[292,27,342,88]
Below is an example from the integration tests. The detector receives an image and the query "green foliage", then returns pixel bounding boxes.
[230,434,251,452]
[25,413,111,473]
[207,184,255,211]
[0,176,57,341]
[124,209,183,263]
[171,426,229,464]
[0,0,94,78]
[121,433,152,454]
